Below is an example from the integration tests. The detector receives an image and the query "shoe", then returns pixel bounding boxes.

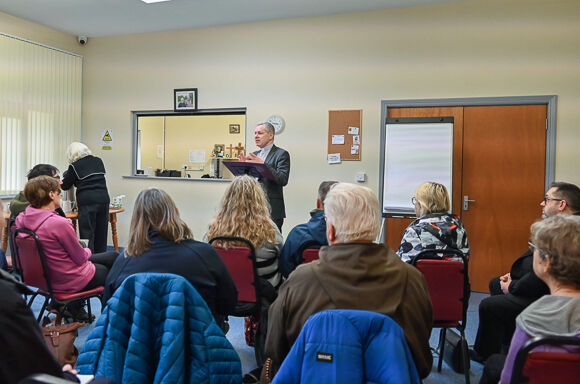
[469,348,486,364]
[67,304,90,322]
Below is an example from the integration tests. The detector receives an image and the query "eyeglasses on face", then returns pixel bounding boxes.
[528,241,548,255]
[543,196,563,204]
[411,197,418,205]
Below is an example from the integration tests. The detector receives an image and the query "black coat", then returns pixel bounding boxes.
[254,144,290,220]
[0,270,65,384]
[104,232,238,318]
[61,155,110,206]
[506,250,549,305]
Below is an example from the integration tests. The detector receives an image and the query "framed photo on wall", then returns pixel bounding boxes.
[174,88,198,111]
[229,124,240,134]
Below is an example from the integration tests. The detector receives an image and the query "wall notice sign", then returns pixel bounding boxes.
[328,153,341,164]
[101,130,113,150]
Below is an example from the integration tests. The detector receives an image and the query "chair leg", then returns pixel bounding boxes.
[460,329,470,384]
[36,297,49,323]
[438,328,446,372]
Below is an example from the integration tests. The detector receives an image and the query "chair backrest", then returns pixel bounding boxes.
[414,252,468,324]
[12,228,52,293]
[301,247,320,264]
[510,335,580,384]
[209,236,258,303]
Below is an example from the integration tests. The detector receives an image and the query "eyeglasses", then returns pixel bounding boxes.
[543,196,563,204]
[528,241,548,255]
[411,197,418,205]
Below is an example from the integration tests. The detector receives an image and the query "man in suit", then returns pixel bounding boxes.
[471,181,580,362]
[239,122,290,231]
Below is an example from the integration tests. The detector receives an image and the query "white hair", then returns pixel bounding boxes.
[324,183,380,243]
[67,142,92,164]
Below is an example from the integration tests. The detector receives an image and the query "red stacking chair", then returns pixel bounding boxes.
[510,335,580,384]
[412,250,470,384]
[209,236,266,362]
[298,240,322,265]
[11,228,104,323]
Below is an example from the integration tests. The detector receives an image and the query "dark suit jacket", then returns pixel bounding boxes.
[254,144,290,220]
[505,250,549,305]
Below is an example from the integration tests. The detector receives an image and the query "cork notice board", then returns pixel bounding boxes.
[328,110,362,161]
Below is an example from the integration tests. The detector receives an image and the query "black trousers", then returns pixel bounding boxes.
[473,277,528,359]
[273,218,284,233]
[78,203,109,253]
[82,251,119,291]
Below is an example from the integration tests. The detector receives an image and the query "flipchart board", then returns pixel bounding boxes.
[379,117,454,217]
[327,110,362,161]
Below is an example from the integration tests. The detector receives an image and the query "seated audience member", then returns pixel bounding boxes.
[61,142,110,253]
[263,183,433,380]
[15,176,117,320]
[207,175,283,290]
[397,181,469,263]
[104,187,237,326]
[472,182,580,362]
[481,214,580,384]
[0,202,78,384]
[279,180,337,278]
[10,163,66,220]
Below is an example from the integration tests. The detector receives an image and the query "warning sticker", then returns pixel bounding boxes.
[102,130,113,150]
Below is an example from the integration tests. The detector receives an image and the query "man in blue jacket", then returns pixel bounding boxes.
[279,180,337,278]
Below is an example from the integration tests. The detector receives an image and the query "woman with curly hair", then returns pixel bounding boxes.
[207,175,283,289]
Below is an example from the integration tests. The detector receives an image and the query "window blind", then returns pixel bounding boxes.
[0,33,82,195]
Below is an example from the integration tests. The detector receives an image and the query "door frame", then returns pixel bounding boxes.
[379,95,557,202]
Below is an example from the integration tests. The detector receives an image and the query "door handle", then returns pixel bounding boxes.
[464,195,476,211]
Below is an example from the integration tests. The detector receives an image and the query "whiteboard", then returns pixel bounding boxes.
[380,117,453,216]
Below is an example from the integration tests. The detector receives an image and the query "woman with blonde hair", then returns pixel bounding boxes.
[397,181,469,263]
[207,175,283,289]
[104,187,237,324]
[61,142,110,253]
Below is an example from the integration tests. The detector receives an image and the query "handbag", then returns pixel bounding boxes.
[41,314,85,367]
[443,329,470,373]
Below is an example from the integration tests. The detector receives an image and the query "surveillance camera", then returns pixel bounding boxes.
[77,36,88,45]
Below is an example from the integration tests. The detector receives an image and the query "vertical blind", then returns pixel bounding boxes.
[0,33,82,195]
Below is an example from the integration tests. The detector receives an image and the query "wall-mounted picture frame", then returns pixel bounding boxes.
[174,88,198,111]
[229,124,240,134]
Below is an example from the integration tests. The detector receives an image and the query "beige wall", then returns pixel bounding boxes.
[2,0,579,247]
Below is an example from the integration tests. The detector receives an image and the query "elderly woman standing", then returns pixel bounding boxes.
[61,142,110,253]
[492,214,580,383]
[397,181,469,263]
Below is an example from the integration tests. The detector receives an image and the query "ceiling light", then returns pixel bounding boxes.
[141,0,172,4]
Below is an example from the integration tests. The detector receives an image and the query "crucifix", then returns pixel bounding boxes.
[226,144,234,159]
[234,142,245,157]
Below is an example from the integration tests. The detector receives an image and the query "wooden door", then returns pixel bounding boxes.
[461,105,546,291]
[386,104,547,292]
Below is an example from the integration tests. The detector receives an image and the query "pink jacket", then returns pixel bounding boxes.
[15,206,95,293]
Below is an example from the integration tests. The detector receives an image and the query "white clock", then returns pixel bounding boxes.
[267,114,285,134]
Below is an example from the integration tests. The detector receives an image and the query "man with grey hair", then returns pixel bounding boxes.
[279,180,338,278]
[238,121,290,231]
[263,183,433,380]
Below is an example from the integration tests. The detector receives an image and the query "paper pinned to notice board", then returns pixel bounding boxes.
[351,145,359,155]
[332,135,345,145]
[328,153,341,164]
[348,126,359,135]
[353,135,360,145]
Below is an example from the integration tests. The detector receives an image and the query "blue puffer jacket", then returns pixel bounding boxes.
[273,309,420,384]
[77,273,242,383]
